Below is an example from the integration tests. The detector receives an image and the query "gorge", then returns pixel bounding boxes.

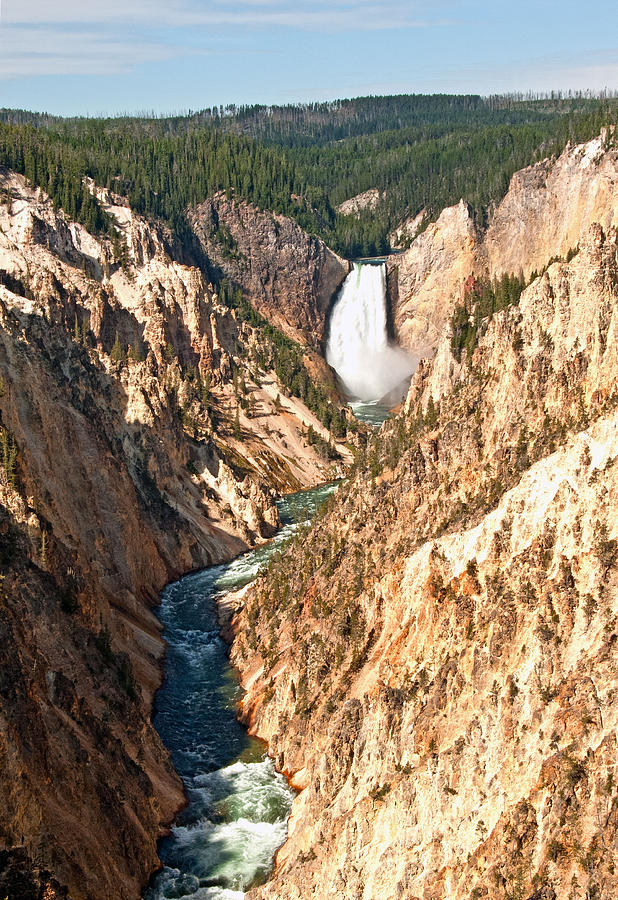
[144,272,408,897]
[0,102,617,900]
[145,484,337,900]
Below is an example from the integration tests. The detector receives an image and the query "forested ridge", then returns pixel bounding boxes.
[1,93,617,257]
[3,92,612,145]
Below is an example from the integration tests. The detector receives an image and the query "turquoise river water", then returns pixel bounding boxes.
[144,403,389,899]
[144,482,339,900]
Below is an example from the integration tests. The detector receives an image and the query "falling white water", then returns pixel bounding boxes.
[326,262,416,403]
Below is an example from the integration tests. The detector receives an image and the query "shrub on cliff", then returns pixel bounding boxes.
[0,427,18,487]
[450,272,526,362]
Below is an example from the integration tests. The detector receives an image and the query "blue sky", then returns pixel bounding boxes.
[1,1,617,116]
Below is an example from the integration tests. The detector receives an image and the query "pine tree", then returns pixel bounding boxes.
[425,396,438,428]
[110,332,126,363]
[81,315,91,346]
[201,373,211,410]
[0,427,18,485]
[128,342,144,362]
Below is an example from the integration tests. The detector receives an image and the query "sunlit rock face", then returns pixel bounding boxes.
[231,224,618,897]
[388,129,618,359]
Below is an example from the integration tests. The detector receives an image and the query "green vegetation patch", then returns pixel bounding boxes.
[450,273,526,362]
[1,94,617,258]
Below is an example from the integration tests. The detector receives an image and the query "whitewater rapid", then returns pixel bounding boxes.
[326,262,415,403]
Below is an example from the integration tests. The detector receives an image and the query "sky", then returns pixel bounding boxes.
[1,0,617,116]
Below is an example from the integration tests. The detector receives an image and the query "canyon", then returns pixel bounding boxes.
[0,170,351,898]
[0,126,617,900]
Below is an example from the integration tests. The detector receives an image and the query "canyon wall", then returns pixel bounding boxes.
[387,200,482,356]
[0,171,351,899]
[188,193,350,351]
[4,129,618,900]
[388,129,618,357]
[231,222,618,899]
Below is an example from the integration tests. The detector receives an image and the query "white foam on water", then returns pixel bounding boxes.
[145,484,340,900]
[326,262,415,402]
[193,759,292,823]
[148,865,246,899]
[169,814,288,890]
[147,757,293,897]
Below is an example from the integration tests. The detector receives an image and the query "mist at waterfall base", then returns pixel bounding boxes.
[326,262,416,408]
[144,483,338,900]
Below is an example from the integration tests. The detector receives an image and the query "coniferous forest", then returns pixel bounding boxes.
[1,93,617,258]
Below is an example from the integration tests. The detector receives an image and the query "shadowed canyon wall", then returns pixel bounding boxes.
[188,193,350,352]
[0,171,351,899]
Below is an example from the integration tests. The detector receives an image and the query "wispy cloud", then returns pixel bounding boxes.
[0,27,188,78]
[0,0,446,79]
[2,0,442,29]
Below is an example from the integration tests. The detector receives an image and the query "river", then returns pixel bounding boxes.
[144,482,339,900]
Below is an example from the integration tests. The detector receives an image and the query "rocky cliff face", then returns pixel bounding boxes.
[188,193,350,351]
[0,170,351,898]
[484,130,618,279]
[388,129,618,358]
[230,223,618,899]
[336,189,384,217]
[387,200,482,356]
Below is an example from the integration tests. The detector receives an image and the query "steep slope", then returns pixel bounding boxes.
[388,128,618,357]
[188,193,350,351]
[386,200,481,356]
[484,130,618,279]
[0,473,183,900]
[336,190,384,217]
[0,171,352,899]
[230,224,618,900]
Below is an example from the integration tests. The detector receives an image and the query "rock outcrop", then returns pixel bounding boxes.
[388,208,425,250]
[484,130,618,279]
[388,129,618,357]
[336,189,384,217]
[387,199,482,356]
[0,170,351,898]
[188,193,350,351]
[231,223,618,899]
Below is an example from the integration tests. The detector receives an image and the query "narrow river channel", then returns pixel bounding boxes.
[144,482,339,900]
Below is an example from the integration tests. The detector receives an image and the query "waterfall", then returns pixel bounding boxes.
[326,262,416,403]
